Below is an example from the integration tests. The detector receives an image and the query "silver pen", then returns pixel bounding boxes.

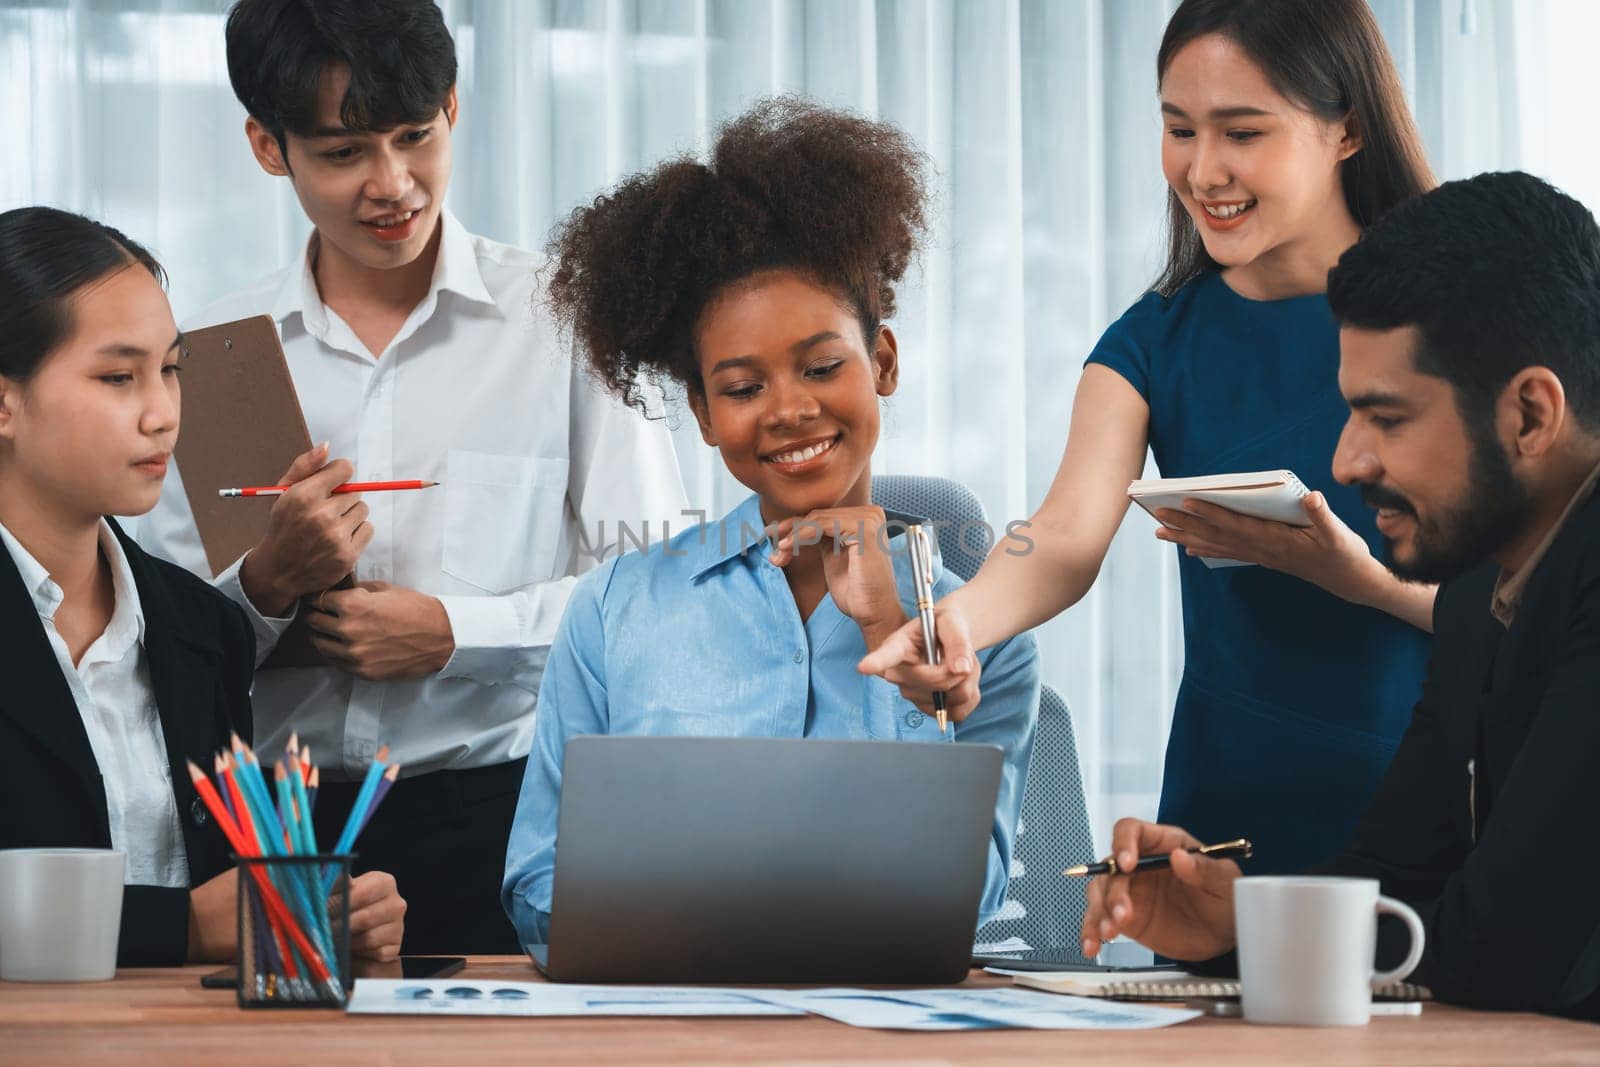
[907,524,948,733]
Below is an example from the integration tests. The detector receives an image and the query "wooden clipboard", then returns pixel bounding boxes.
[173,315,344,668]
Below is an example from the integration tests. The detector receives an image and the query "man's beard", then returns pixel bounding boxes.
[1368,425,1532,584]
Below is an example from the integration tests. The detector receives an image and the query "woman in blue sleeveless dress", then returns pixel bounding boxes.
[856,0,1438,875]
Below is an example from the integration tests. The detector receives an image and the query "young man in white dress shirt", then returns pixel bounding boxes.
[139,0,687,953]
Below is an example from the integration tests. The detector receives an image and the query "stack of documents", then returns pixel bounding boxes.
[347,980,1201,1030]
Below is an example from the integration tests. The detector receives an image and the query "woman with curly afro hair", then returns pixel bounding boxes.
[501,98,1039,947]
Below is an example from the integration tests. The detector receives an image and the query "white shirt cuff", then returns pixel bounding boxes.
[437,593,524,682]
[215,555,297,660]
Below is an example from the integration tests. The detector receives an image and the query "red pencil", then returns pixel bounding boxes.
[217,479,437,498]
[186,762,328,984]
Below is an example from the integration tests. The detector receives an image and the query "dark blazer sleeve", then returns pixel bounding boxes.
[114,571,257,968]
[1317,581,1472,900]
[1324,566,1600,1016]
[1185,578,1476,983]
[218,596,256,746]
[1184,588,1465,979]
[116,887,194,967]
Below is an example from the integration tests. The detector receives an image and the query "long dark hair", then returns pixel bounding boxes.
[0,207,166,383]
[1153,0,1434,297]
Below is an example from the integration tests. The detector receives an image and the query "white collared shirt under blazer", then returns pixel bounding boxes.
[0,519,189,888]
[138,212,688,781]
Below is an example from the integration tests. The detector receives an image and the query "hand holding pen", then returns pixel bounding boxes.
[855,593,983,721]
[236,443,376,618]
[1077,818,1249,963]
[906,524,948,733]
[1064,837,1252,877]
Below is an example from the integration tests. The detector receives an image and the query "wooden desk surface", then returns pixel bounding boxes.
[0,957,1594,1065]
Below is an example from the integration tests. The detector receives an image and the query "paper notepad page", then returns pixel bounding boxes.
[1014,970,1432,1002]
[1128,469,1310,569]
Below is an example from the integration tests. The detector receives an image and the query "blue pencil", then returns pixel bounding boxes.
[232,742,330,962]
[354,763,400,841]
[274,768,304,854]
[240,752,289,854]
[278,766,341,960]
[284,760,317,853]
[323,744,388,893]
[333,745,388,855]
[282,759,336,949]
[229,737,276,840]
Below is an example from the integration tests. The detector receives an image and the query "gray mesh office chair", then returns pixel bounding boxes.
[869,477,1095,955]
[974,683,1095,955]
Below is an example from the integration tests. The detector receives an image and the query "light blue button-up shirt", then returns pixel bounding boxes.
[502,493,1039,944]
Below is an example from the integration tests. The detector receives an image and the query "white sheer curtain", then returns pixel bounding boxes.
[2,0,1585,848]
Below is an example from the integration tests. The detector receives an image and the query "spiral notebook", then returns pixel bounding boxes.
[1128,469,1311,569]
[1013,969,1431,1003]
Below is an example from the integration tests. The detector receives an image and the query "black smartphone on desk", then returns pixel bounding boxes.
[200,955,466,988]
[973,940,1181,972]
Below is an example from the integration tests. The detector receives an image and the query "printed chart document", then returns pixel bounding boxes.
[758,987,1200,1030]
[347,980,802,1017]
[349,980,1201,1029]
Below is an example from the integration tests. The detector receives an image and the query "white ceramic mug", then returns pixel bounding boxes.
[0,848,125,982]
[1234,875,1424,1026]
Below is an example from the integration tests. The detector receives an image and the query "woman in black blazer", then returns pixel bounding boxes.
[0,207,405,966]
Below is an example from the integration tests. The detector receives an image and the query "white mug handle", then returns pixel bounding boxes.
[1372,894,1426,986]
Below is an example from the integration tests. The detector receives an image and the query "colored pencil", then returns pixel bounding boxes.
[281,757,327,940]
[210,756,274,987]
[274,765,309,855]
[285,759,317,856]
[237,748,289,855]
[212,755,235,823]
[219,753,260,854]
[218,479,437,498]
[232,743,331,963]
[324,745,389,892]
[333,745,389,855]
[274,761,338,964]
[269,763,334,950]
[220,751,309,983]
[195,737,397,1000]
[186,763,330,987]
[354,764,400,840]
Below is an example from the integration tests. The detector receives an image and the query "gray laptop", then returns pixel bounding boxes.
[527,735,1003,984]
